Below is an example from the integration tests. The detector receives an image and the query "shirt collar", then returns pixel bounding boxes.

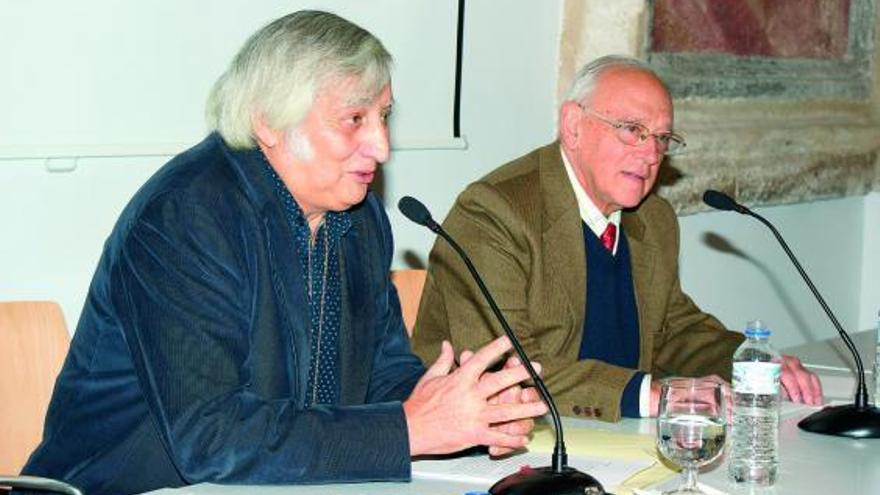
[560,145,621,253]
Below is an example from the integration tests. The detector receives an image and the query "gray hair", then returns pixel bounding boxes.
[563,55,663,107]
[206,10,393,149]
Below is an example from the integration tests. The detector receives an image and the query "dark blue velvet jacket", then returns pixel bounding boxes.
[22,133,425,495]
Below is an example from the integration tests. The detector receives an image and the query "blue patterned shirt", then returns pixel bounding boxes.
[264,161,351,406]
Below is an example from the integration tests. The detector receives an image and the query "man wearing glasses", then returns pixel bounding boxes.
[412,55,822,422]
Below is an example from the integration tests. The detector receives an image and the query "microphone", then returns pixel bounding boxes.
[399,196,607,495]
[702,189,749,214]
[398,196,442,233]
[702,189,880,438]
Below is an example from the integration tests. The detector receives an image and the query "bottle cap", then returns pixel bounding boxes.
[744,319,771,337]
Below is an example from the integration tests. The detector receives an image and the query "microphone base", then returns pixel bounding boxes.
[797,403,880,438]
[489,466,607,495]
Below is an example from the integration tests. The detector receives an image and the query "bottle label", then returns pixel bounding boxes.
[733,362,781,394]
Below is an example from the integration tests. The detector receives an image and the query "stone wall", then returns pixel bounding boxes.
[558,0,880,214]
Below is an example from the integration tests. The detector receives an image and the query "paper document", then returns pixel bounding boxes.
[528,424,656,459]
[412,451,653,489]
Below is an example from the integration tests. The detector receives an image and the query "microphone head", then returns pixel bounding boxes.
[703,189,741,212]
[398,196,435,227]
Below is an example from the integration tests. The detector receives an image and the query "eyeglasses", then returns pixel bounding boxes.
[579,106,686,156]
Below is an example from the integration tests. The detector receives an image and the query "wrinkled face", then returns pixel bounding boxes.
[260,76,392,222]
[560,67,673,216]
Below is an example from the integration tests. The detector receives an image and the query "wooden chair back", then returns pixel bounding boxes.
[0,301,70,475]
[390,269,427,337]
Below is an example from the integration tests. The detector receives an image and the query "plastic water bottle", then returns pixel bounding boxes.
[728,320,782,486]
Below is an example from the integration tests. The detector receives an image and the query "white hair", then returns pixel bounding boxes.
[564,55,663,107]
[206,10,392,149]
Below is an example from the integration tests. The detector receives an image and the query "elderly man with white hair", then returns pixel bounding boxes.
[413,55,822,423]
[21,11,546,495]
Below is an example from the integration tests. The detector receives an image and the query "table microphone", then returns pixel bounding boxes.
[398,196,607,495]
[702,189,880,438]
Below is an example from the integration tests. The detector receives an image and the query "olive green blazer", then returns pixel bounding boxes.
[411,142,743,421]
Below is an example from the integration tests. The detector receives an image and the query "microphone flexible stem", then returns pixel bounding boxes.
[434,227,568,473]
[746,210,868,408]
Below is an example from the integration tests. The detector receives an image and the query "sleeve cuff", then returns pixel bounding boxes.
[639,373,653,418]
[620,371,646,418]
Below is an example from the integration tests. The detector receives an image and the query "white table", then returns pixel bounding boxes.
[145,331,880,494]
[145,408,880,495]
[145,479,474,495]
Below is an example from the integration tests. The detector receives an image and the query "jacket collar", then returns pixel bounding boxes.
[539,141,581,235]
[216,133,285,215]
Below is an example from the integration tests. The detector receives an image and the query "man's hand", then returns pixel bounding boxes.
[780,354,823,405]
[403,336,549,457]
[482,355,545,457]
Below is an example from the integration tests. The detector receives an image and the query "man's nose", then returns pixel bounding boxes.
[639,134,664,164]
[361,119,390,163]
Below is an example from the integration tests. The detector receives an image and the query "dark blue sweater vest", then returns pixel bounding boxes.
[577,223,644,417]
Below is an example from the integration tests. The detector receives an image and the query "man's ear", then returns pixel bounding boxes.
[559,100,582,151]
[251,113,282,149]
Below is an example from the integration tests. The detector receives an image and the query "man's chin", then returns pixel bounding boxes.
[332,190,370,212]
[616,193,650,211]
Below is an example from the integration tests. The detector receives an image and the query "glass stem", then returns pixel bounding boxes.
[682,466,698,491]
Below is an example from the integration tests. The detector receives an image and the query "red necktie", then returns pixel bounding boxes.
[600,223,616,252]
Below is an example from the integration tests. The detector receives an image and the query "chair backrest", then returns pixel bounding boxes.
[0,301,70,475]
[390,269,426,337]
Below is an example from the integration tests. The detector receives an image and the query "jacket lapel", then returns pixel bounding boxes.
[539,143,587,359]
[337,209,371,405]
[225,143,312,407]
[262,210,312,407]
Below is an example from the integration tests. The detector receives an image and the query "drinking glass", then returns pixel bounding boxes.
[656,377,727,494]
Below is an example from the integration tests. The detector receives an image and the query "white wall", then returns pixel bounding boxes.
[679,195,872,349]
[859,192,880,331]
[0,0,462,155]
